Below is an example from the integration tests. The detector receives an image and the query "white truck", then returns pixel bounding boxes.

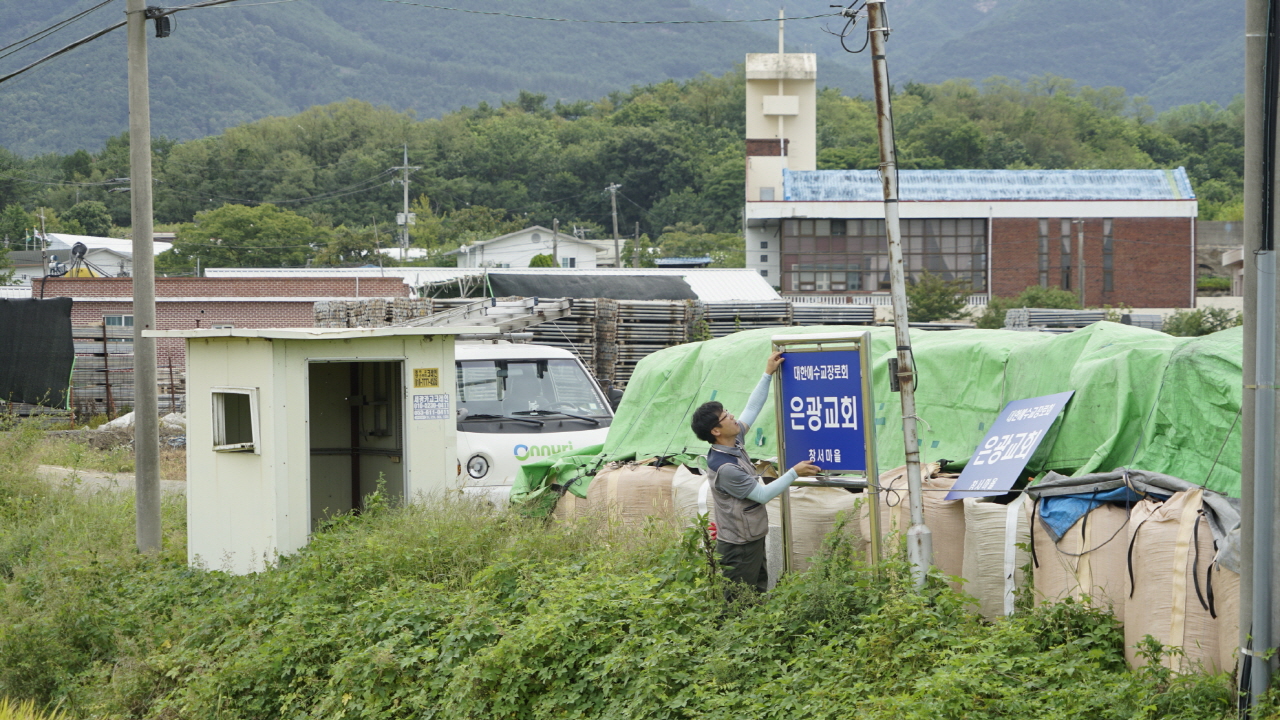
[454,340,614,502]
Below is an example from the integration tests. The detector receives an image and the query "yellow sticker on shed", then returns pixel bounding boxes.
[413,368,440,388]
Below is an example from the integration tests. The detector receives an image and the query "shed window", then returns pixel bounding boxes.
[212,387,259,453]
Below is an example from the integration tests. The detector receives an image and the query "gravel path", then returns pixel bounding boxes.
[36,465,186,495]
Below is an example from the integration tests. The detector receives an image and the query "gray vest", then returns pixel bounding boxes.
[706,443,769,544]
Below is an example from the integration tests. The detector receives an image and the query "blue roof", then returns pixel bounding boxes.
[654,256,712,265]
[783,168,1195,202]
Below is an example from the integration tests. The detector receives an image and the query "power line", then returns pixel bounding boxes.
[369,0,840,25]
[0,0,116,62]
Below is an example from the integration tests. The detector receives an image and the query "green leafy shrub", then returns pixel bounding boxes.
[528,253,556,268]
[1163,307,1242,336]
[1196,276,1231,292]
[977,285,1082,329]
[906,271,972,322]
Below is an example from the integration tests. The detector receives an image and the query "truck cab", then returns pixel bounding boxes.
[454,340,613,503]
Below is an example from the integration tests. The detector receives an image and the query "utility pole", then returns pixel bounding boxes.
[1076,219,1086,307]
[606,183,622,268]
[633,221,640,268]
[552,218,559,267]
[127,0,161,554]
[392,145,420,262]
[856,0,931,586]
[1244,0,1279,708]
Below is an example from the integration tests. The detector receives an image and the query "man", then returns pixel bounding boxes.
[690,350,820,597]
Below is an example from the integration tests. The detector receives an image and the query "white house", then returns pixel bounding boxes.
[445,226,599,269]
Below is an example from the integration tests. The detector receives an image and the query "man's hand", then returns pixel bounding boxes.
[765,351,784,376]
[793,460,821,477]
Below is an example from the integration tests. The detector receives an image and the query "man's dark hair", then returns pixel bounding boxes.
[691,401,724,444]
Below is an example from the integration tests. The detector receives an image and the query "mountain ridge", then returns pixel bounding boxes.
[0,0,1246,155]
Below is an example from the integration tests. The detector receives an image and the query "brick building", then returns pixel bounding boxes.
[741,50,1198,309]
[35,276,409,363]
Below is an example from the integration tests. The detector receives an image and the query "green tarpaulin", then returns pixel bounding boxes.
[514,323,1244,508]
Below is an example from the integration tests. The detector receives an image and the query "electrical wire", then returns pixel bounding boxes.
[0,19,126,87]
[0,0,116,62]
[368,0,840,25]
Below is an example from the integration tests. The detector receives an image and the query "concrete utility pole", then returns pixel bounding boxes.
[392,146,420,262]
[1076,219,1086,307]
[858,0,932,587]
[1244,0,1280,708]
[633,221,640,268]
[606,183,622,267]
[127,0,161,554]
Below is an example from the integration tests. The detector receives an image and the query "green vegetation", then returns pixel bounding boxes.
[528,253,556,268]
[0,71,1248,271]
[1197,276,1232,292]
[0,697,68,720]
[0,426,1247,719]
[976,285,1083,329]
[1162,307,1243,337]
[906,270,972,322]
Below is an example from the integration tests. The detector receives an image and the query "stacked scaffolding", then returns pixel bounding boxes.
[611,300,697,386]
[791,304,877,327]
[314,298,433,328]
[702,301,793,338]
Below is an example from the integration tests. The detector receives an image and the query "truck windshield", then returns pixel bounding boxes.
[456,359,609,419]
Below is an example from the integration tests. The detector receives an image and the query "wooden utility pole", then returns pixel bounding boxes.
[552,218,560,267]
[606,183,621,267]
[127,0,161,553]
[633,221,640,268]
[858,0,931,586]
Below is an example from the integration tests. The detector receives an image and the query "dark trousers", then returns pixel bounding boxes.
[717,536,768,600]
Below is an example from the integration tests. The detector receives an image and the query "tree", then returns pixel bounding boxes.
[654,222,744,268]
[976,285,1082,329]
[158,203,331,273]
[62,201,113,236]
[0,244,12,285]
[906,271,971,322]
[0,205,34,247]
[315,225,381,266]
[528,253,555,268]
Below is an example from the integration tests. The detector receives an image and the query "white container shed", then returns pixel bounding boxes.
[146,325,497,574]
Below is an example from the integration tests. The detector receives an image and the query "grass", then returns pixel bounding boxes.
[0,421,1256,720]
[28,435,186,481]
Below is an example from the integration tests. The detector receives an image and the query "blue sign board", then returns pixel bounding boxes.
[946,390,1075,500]
[777,349,868,472]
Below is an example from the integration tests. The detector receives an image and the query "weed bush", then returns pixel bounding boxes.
[0,430,1245,719]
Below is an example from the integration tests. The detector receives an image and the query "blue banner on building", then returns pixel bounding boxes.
[778,349,867,472]
[946,390,1075,500]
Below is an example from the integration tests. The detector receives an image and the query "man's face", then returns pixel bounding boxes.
[712,409,738,443]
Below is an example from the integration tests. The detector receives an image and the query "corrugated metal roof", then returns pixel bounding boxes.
[203,267,780,302]
[45,232,173,255]
[783,167,1195,202]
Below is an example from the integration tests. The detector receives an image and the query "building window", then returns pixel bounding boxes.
[760,269,769,277]
[1103,219,1114,292]
[212,387,259,453]
[1060,219,1073,290]
[760,255,768,263]
[104,314,133,327]
[559,257,576,268]
[760,241,769,249]
[211,323,234,329]
[1038,219,1050,287]
[779,218,987,293]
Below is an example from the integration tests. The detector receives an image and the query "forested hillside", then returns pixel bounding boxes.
[701,0,1244,111]
[0,70,1243,273]
[0,0,1247,155]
